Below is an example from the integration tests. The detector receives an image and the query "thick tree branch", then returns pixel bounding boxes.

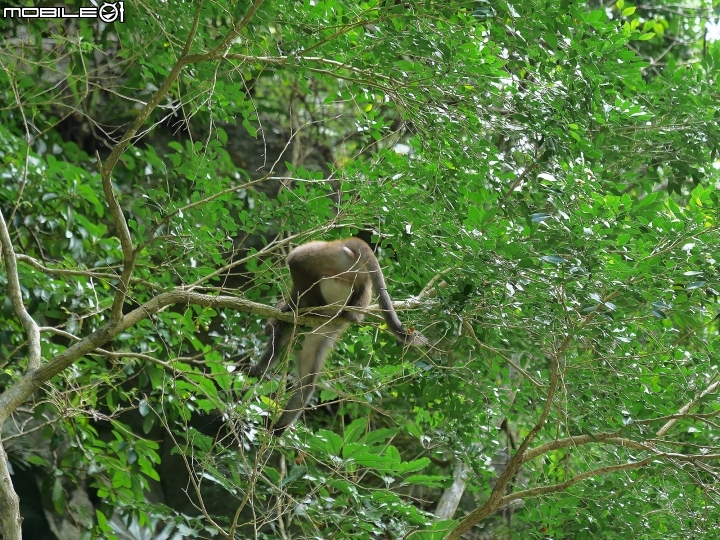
[435,460,471,520]
[0,288,418,424]
[447,350,561,539]
[0,4,271,538]
[0,443,21,540]
[445,362,720,535]
[447,302,607,539]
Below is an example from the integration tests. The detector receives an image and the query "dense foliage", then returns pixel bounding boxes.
[1,0,719,538]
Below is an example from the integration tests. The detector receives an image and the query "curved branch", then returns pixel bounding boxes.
[499,458,654,506]
[0,210,40,371]
[100,166,135,322]
[447,349,561,539]
[16,254,157,289]
[523,432,720,463]
[95,0,266,322]
[0,288,421,423]
[656,379,720,438]
[522,431,624,462]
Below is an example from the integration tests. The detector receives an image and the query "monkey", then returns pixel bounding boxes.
[248,238,427,435]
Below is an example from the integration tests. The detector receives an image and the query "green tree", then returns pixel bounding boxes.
[1,0,719,538]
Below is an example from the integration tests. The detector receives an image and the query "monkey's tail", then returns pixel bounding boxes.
[363,251,428,347]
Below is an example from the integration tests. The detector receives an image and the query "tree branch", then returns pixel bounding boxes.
[435,460,471,520]
[447,303,604,538]
[499,458,654,506]
[94,0,266,321]
[656,379,720,438]
[0,288,420,423]
[0,443,21,540]
[0,209,40,371]
[523,432,720,463]
[15,254,157,289]
[99,162,135,322]
[447,349,561,539]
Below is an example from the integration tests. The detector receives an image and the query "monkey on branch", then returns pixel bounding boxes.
[247,238,428,435]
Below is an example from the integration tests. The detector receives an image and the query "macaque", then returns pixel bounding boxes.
[249,238,427,435]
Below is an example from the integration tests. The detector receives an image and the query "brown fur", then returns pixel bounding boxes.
[249,238,427,434]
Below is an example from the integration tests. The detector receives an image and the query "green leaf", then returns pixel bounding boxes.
[397,457,431,474]
[467,205,482,225]
[403,474,446,487]
[622,6,636,16]
[52,477,67,515]
[309,430,344,456]
[344,418,368,444]
[28,455,50,467]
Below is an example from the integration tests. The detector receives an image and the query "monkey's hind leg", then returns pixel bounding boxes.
[271,324,345,436]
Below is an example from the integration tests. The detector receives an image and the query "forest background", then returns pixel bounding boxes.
[1,0,720,538]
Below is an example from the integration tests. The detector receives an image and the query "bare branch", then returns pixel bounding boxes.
[0,287,420,423]
[657,379,720,438]
[435,461,471,519]
[0,443,21,540]
[499,458,654,506]
[16,254,157,289]
[0,209,40,371]
[99,165,136,322]
[180,0,204,58]
[523,432,720,463]
[523,431,624,462]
